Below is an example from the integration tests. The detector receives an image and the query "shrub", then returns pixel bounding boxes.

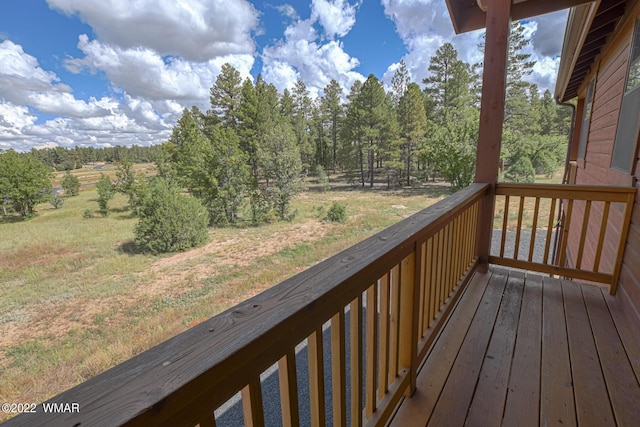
[50,193,64,209]
[134,179,209,254]
[326,201,347,223]
[96,174,115,217]
[61,171,81,196]
[315,165,330,192]
[82,209,93,219]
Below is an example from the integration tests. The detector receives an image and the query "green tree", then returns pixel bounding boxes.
[170,107,209,197]
[0,150,52,217]
[398,82,427,186]
[359,74,391,187]
[423,43,472,123]
[210,63,243,128]
[428,111,478,191]
[259,121,303,220]
[206,127,250,225]
[322,79,344,170]
[390,59,410,107]
[61,171,81,196]
[340,80,365,185]
[134,178,209,254]
[96,173,115,217]
[292,79,314,173]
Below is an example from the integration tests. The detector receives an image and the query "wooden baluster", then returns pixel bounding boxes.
[378,273,390,402]
[242,378,265,427]
[436,230,445,307]
[575,200,592,269]
[444,222,452,295]
[389,265,400,382]
[514,196,525,260]
[308,328,325,427]
[558,199,574,268]
[543,198,557,265]
[420,241,430,335]
[278,350,299,427]
[528,197,541,262]
[331,310,347,427]
[500,195,510,258]
[417,242,426,340]
[399,250,419,396]
[593,201,610,273]
[350,296,363,427]
[427,237,437,329]
[365,283,378,418]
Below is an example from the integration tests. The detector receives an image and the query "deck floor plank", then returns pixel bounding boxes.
[426,270,508,427]
[465,270,525,426]
[501,273,542,427]
[390,268,640,427]
[389,268,494,426]
[561,280,615,426]
[582,284,640,426]
[540,276,576,427]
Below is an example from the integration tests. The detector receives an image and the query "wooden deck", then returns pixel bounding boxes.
[390,267,640,427]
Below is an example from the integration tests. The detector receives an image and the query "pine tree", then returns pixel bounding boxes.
[340,80,365,185]
[210,63,243,128]
[398,83,427,186]
[359,75,388,187]
[322,79,344,170]
[391,59,410,107]
[292,79,314,174]
[423,43,472,123]
[259,121,303,220]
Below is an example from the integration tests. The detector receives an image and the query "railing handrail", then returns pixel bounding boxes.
[6,183,489,427]
[495,182,636,202]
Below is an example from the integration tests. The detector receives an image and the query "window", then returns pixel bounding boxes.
[611,18,640,172]
[578,78,595,160]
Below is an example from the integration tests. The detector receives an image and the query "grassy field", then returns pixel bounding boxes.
[0,174,451,416]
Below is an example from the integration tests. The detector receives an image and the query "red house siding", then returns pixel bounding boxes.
[568,13,640,324]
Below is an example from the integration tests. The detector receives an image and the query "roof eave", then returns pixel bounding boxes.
[555,2,602,102]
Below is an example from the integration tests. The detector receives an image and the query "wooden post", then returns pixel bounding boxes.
[475,0,512,270]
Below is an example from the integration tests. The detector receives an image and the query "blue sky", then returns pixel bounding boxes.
[0,0,567,152]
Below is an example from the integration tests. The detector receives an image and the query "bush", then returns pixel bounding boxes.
[50,193,64,209]
[61,171,81,196]
[82,208,93,218]
[96,174,115,216]
[326,201,347,222]
[134,179,209,254]
[315,165,330,192]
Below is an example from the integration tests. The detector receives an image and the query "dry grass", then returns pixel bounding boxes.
[0,176,450,417]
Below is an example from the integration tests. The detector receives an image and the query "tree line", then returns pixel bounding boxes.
[29,144,163,171]
[1,22,571,252]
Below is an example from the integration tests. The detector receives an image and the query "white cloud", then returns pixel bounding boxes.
[382,0,567,94]
[65,35,254,107]
[0,40,113,118]
[311,0,359,39]
[46,0,259,61]
[261,1,364,97]
[275,4,300,20]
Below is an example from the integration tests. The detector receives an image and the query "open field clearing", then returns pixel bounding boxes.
[0,179,450,417]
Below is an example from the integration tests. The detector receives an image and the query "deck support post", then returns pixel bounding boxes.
[475,0,512,271]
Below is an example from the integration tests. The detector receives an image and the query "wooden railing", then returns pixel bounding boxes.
[491,183,636,294]
[5,183,488,427]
